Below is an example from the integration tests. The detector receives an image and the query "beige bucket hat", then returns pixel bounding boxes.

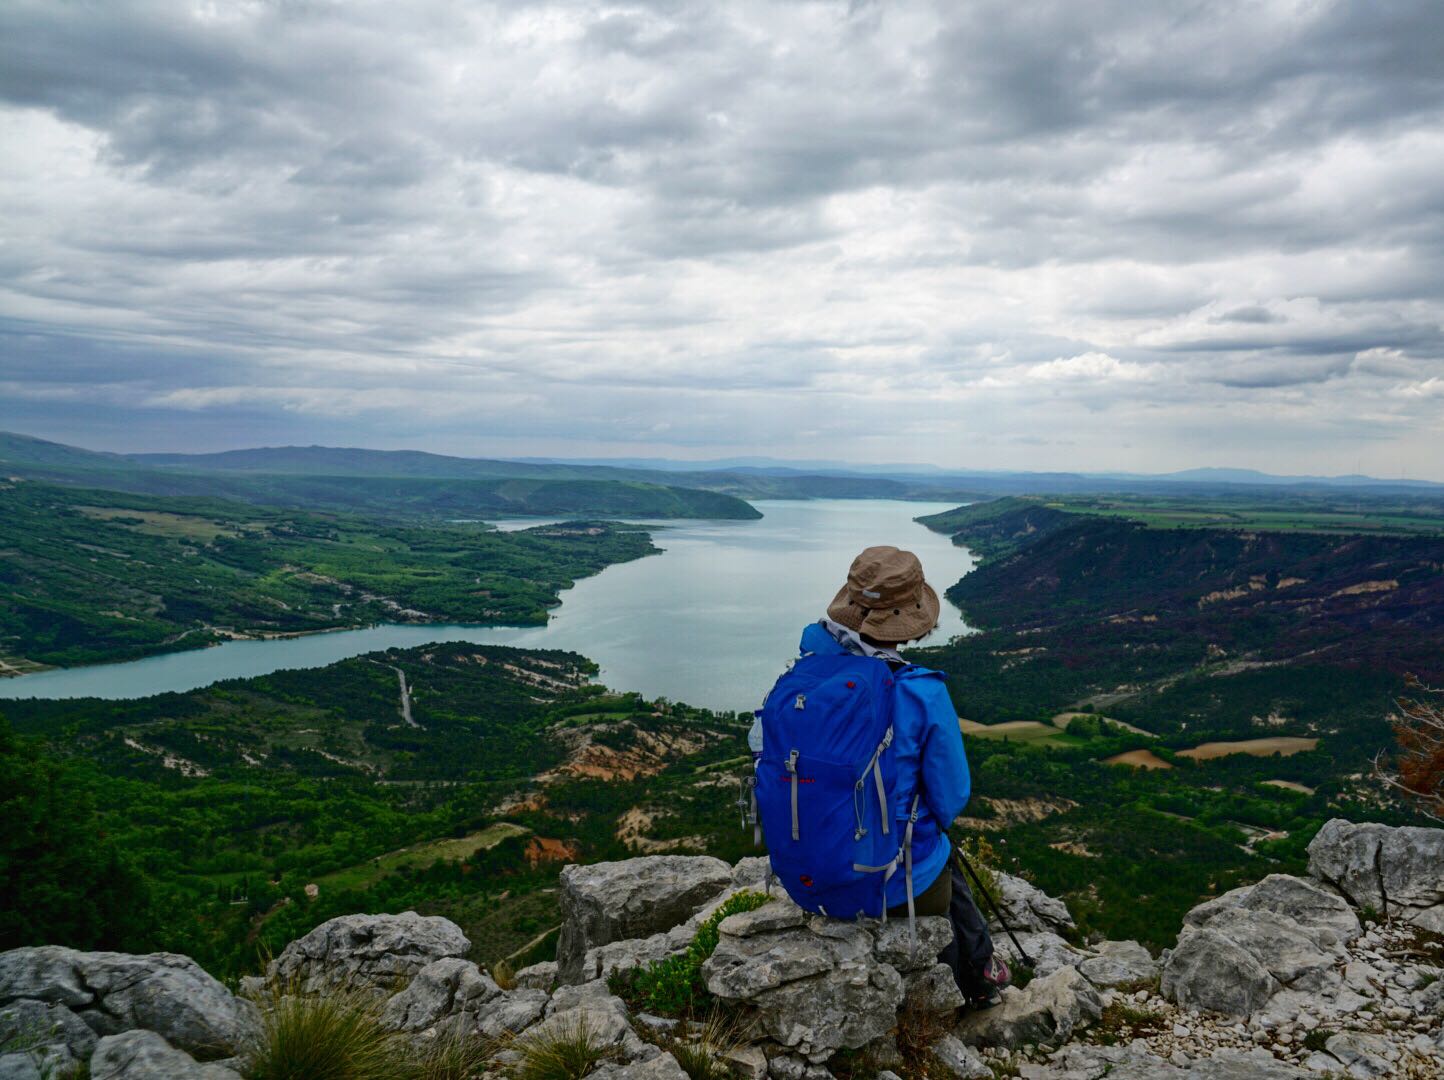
[826,545,941,643]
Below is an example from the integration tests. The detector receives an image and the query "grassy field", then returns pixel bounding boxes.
[960,718,1087,747]
[1176,737,1320,760]
[1048,494,1444,536]
[317,823,530,893]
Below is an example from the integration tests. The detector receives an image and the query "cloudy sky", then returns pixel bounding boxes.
[2,0,1442,476]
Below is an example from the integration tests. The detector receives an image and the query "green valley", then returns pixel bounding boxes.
[0,479,656,668]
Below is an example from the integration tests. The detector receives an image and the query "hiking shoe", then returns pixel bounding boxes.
[981,954,1011,991]
[968,990,1003,1011]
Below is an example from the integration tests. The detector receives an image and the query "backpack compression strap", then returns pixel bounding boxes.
[851,791,923,954]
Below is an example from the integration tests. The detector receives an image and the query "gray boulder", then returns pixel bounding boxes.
[871,917,954,972]
[0,946,252,1059]
[992,872,1076,934]
[512,959,557,991]
[88,1030,241,1079]
[1160,928,1277,1018]
[0,998,95,1076]
[267,911,469,994]
[520,982,650,1064]
[1197,908,1343,992]
[1025,1043,1187,1079]
[1307,819,1444,930]
[1185,874,1360,943]
[903,963,965,1013]
[993,930,1089,978]
[578,926,693,984]
[955,965,1102,1050]
[1321,1031,1397,1078]
[380,957,499,1033]
[556,856,732,985]
[475,988,548,1039]
[589,1049,689,1080]
[1190,1049,1315,1078]
[703,917,905,1062]
[1076,939,1158,988]
[930,1033,990,1078]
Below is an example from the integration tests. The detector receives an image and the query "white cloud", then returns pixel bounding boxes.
[0,0,1441,475]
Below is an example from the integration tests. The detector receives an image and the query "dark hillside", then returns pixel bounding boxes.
[916,497,1075,559]
[948,515,1444,680]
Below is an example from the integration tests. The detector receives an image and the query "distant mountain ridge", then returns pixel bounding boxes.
[4,431,1442,503]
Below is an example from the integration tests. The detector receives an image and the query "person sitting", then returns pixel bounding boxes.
[749,545,1010,1005]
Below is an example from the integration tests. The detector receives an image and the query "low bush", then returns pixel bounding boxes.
[244,985,400,1080]
[512,1014,617,1080]
[610,890,770,1018]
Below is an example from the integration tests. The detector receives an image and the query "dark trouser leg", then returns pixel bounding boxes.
[939,864,996,997]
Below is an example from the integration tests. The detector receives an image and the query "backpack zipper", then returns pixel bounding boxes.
[785,748,800,841]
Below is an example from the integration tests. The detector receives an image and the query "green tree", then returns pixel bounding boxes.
[0,720,154,951]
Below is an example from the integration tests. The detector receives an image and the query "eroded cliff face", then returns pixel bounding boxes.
[2,819,1441,1080]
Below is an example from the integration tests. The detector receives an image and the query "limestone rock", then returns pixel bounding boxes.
[955,965,1102,1050]
[1196,908,1343,992]
[380,957,499,1033]
[1076,940,1158,988]
[520,983,650,1063]
[577,930,684,984]
[1025,1042,1186,1079]
[556,855,732,984]
[994,931,1089,978]
[88,1030,241,1080]
[513,959,557,991]
[903,962,965,1013]
[1160,928,1277,1018]
[993,872,1076,934]
[589,1049,689,1079]
[0,997,95,1076]
[872,917,953,972]
[1307,819,1444,931]
[930,1033,990,1078]
[718,899,807,938]
[704,918,904,1061]
[1185,874,1361,945]
[1190,1048,1315,1078]
[474,988,548,1039]
[0,946,252,1059]
[267,911,468,995]
[1322,1031,1397,1078]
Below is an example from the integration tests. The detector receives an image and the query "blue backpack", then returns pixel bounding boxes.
[750,651,923,934]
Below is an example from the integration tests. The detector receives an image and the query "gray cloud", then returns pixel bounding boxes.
[0,0,1442,475]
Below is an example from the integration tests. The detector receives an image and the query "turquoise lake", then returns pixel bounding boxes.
[0,499,976,711]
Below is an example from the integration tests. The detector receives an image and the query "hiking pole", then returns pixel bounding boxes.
[954,850,1035,967]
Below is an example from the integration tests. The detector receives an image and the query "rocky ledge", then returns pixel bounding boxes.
[0,818,1440,1079]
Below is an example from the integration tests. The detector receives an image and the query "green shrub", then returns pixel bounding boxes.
[611,891,770,1018]
[512,1014,617,1080]
[244,985,400,1080]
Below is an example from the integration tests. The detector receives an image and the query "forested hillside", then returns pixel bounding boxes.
[0,432,763,520]
[1,642,750,976]
[0,480,656,668]
[909,497,1443,947]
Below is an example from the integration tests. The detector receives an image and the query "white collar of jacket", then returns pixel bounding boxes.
[819,617,905,665]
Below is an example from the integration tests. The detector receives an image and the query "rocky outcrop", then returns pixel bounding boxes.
[0,947,254,1060]
[2,818,1438,1080]
[556,855,733,984]
[957,966,1103,1051]
[89,1030,242,1079]
[1308,818,1444,931]
[993,871,1076,935]
[267,910,470,994]
[701,902,936,1062]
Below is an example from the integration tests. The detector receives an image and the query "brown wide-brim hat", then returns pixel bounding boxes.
[826,545,941,643]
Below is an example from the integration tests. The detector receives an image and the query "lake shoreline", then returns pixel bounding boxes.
[0,500,977,708]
